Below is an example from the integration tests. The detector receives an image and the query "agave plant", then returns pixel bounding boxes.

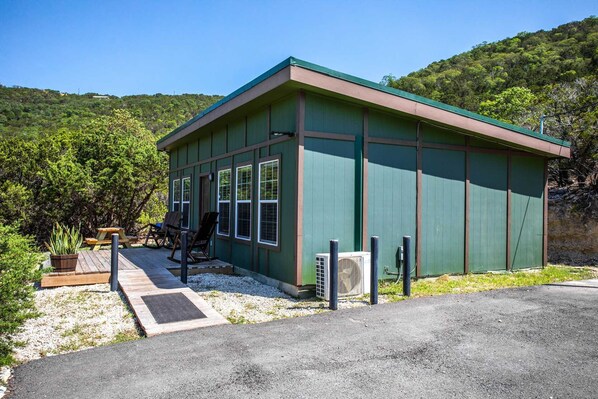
[45,223,83,255]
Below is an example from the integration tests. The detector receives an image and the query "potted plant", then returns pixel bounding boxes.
[45,223,83,273]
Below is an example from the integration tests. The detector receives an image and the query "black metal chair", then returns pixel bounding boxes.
[168,212,219,264]
[141,211,181,249]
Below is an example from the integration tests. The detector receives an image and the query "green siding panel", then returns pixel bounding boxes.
[228,119,245,152]
[199,134,211,160]
[369,110,417,141]
[233,151,253,164]
[177,145,188,168]
[270,95,296,133]
[422,124,466,145]
[510,156,544,269]
[302,138,356,285]
[200,163,210,174]
[247,108,269,146]
[305,93,362,135]
[188,141,198,164]
[469,153,507,272]
[422,148,465,275]
[367,144,417,278]
[212,127,227,156]
[258,247,268,276]
[231,242,252,270]
[169,152,177,171]
[266,140,297,285]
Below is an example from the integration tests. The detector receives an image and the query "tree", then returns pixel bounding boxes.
[478,86,538,126]
[0,110,169,243]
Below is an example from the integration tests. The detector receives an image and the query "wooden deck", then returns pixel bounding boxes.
[41,247,233,288]
[41,247,232,336]
[41,250,139,288]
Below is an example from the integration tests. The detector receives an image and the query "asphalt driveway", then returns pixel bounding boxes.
[9,282,598,398]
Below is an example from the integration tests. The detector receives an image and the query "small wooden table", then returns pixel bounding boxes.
[85,227,132,251]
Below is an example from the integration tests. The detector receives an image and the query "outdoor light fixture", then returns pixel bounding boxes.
[208,172,214,182]
[270,131,295,137]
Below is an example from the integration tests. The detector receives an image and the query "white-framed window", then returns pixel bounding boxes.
[258,159,279,246]
[172,179,181,213]
[172,177,191,228]
[181,176,191,228]
[217,168,231,236]
[235,165,252,240]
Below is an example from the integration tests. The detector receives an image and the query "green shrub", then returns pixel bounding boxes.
[0,224,44,366]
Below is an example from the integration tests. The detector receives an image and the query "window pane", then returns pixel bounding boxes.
[260,203,277,244]
[182,178,191,201]
[218,202,230,235]
[260,160,278,200]
[236,165,252,201]
[173,203,180,212]
[218,169,231,201]
[173,179,181,201]
[236,202,251,239]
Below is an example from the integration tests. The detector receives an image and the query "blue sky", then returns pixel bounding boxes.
[1,0,595,96]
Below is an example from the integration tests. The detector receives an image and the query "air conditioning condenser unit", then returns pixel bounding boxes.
[315,251,371,300]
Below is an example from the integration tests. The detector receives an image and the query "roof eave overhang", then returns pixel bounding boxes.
[157,66,292,151]
[159,63,570,159]
[290,67,570,159]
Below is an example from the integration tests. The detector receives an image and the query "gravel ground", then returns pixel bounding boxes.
[11,284,141,363]
[1,284,141,398]
[187,273,379,323]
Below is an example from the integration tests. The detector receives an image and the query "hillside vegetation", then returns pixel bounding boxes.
[0,87,222,138]
[0,88,222,242]
[384,17,597,195]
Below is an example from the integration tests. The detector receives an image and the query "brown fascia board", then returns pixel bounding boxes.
[159,62,570,159]
[289,67,570,159]
[157,66,292,151]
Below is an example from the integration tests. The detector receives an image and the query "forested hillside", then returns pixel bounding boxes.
[0,86,222,138]
[384,17,597,195]
[0,88,222,242]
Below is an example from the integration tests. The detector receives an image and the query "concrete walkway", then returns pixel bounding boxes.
[10,281,598,398]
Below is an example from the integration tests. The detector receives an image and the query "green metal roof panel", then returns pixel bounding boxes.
[159,57,570,148]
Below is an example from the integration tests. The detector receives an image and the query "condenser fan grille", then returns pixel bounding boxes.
[338,257,362,295]
[314,252,370,300]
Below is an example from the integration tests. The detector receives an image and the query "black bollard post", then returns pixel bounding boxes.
[181,231,188,284]
[370,236,379,305]
[403,235,411,297]
[329,240,338,310]
[110,233,119,292]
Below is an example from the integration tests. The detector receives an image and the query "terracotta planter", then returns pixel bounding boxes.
[50,254,79,273]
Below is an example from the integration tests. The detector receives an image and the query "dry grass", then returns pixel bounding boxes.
[379,265,598,302]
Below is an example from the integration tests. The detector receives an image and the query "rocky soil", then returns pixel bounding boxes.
[548,186,598,265]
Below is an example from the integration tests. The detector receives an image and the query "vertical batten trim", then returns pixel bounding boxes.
[543,158,549,267]
[416,121,422,278]
[295,90,306,286]
[464,137,470,274]
[506,151,512,271]
[362,108,369,251]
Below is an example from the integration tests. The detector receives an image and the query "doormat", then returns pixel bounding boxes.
[141,293,206,324]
